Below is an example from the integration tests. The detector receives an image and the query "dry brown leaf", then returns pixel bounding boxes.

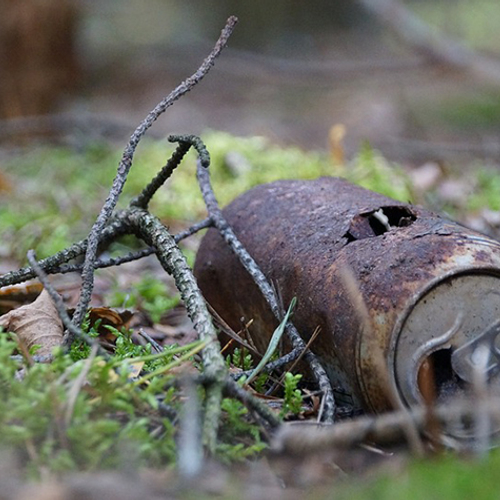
[88,306,132,329]
[63,307,133,345]
[0,282,44,314]
[0,288,63,357]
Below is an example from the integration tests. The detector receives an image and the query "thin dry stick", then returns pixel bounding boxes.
[338,265,424,457]
[272,397,500,455]
[64,343,99,426]
[26,250,105,355]
[233,349,302,381]
[131,134,210,209]
[118,206,226,453]
[281,326,322,382]
[223,378,281,429]
[55,218,213,275]
[196,159,336,422]
[0,217,130,288]
[72,16,238,330]
[257,327,323,399]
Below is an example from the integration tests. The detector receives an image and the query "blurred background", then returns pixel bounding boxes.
[2,0,500,164]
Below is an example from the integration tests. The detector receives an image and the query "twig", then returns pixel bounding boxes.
[277,326,322,386]
[223,378,281,430]
[232,348,303,381]
[0,218,130,287]
[136,329,163,353]
[57,247,156,275]
[49,218,213,276]
[208,302,263,358]
[72,16,238,330]
[119,206,226,453]
[272,397,500,455]
[26,250,104,353]
[168,371,283,434]
[174,217,214,241]
[177,378,203,479]
[195,159,336,422]
[130,138,192,209]
[64,343,99,426]
[131,133,211,209]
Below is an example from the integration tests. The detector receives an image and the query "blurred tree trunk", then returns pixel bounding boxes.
[0,0,81,119]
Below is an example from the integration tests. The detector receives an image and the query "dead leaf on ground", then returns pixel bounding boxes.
[0,282,44,314]
[0,288,63,357]
[86,307,133,342]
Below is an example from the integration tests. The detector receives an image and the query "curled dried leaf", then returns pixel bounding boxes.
[0,282,44,314]
[0,288,63,357]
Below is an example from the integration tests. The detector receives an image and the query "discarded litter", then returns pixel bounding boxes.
[195,177,500,440]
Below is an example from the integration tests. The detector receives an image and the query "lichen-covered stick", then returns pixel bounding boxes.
[195,160,336,423]
[72,16,238,329]
[117,206,226,453]
[26,250,106,355]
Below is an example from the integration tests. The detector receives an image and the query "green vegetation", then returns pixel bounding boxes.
[217,398,267,462]
[0,131,415,261]
[411,0,500,52]
[467,167,500,211]
[0,320,270,476]
[281,372,303,417]
[2,131,500,492]
[333,452,500,500]
[107,274,180,323]
[0,331,179,476]
[3,130,499,263]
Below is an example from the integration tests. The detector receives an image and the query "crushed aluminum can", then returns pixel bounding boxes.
[194,177,500,439]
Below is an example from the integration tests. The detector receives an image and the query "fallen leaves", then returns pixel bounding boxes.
[0,289,63,357]
[0,282,44,314]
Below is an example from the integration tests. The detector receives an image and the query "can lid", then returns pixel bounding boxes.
[394,272,500,437]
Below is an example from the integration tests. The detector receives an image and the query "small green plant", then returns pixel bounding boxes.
[467,167,500,211]
[226,347,254,372]
[108,274,180,323]
[0,333,180,476]
[69,315,100,361]
[281,372,303,417]
[252,372,269,394]
[216,398,267,463]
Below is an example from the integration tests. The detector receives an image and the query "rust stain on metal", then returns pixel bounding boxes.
[194,177,500,438]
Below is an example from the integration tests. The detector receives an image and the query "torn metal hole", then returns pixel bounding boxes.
[417,348,463,403]
[346,206,416,241]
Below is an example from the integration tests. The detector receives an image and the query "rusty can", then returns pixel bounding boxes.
[194,177,500,435]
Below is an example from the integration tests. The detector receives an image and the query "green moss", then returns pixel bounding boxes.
[334,452,500,500]
[1,132,415,260]
[467,168,500,211]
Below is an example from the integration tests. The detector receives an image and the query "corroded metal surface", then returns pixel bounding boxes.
[194,177,500,434]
